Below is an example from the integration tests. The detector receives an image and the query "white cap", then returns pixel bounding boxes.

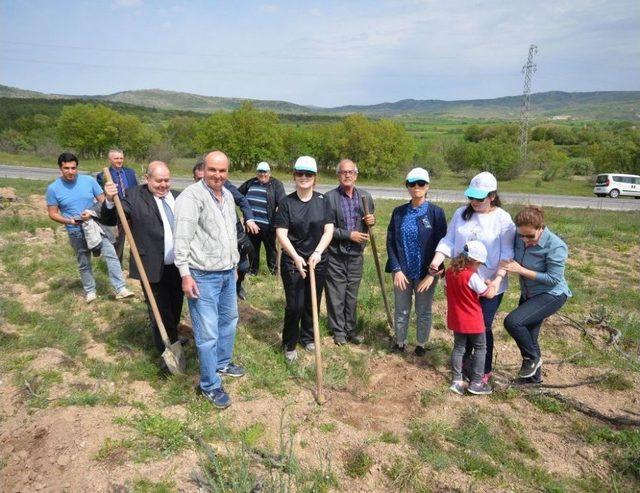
[294,156,318,173]
[465,171,497,200]
[256,162,270,172]
[463,240,488,264]
[405,167,430,183]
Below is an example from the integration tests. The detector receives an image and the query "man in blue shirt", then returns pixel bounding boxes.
[96,149,138,262]
[46,152,134,303]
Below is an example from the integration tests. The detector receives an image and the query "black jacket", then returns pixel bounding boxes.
[101,184,179,283]
[238,177,286,227]
[324,187,375,257]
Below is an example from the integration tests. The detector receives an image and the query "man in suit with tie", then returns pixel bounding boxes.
[101,161,183,355]
[97,149,139,263]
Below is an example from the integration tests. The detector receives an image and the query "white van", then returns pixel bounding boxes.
[593,173,640,198]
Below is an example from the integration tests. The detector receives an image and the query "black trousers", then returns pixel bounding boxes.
[281,260,326,351]
[142,264,184,354]
[249,226,277,274]
[114,223,126,263]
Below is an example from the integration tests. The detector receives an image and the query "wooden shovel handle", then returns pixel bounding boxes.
[309,265,324,404]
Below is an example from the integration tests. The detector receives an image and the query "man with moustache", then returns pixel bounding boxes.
[101,161,183,356]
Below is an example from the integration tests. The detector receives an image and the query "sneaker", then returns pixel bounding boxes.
[518,357,542,379]
[414,345,426,357]
[334,337,347,346]
[201,387,231,409]
[481,372,493,385]
[115,287,134,300]
[217,363,246,378]
[347,334,364,345]
[85,292,97,304]
[284,349,298,362]
[304,342,316,352]
[449,381,465,395]
[468,381,493,395]
[391,343,405,353]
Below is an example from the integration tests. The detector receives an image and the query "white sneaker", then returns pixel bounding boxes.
[284,349,298,362]
[85,292,97,304]
[115,287,134,300]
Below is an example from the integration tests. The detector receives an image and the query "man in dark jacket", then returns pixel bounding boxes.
[101,161,182,355]
[96,149,138,263]
[238,162,286,275]
[324,159,375,345]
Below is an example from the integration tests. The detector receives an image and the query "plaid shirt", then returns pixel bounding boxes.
[338,186,360,232]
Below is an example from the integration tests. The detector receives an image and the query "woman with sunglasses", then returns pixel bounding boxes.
[500,206,571,383]
[274,156,334,362]
[425,172,515,386]
[386,167,447,355]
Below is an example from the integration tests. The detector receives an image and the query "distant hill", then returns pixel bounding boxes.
[1,84,638,120]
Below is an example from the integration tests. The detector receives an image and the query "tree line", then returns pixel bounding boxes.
[1,98,638,179]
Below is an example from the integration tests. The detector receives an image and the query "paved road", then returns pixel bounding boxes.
[2,164,640,211]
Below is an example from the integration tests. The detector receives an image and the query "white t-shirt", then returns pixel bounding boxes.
[153,193,176,265]
[436,206,515,294]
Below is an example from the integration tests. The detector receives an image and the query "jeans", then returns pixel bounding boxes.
[281,260,326,351]
[68,231,126,294]
[325,253,363,340]
[463,293,503,375]
[188,269,238,392]
[504,293,567,381]
[452,332,486,383]
[393,277,438,346]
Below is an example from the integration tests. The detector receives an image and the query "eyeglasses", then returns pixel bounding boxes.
[294,171,316,178]
[339,170,357,176]
[406,180,428,188]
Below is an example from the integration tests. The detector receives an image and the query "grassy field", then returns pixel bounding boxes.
[0,177,638,492]
[0,150,597,197]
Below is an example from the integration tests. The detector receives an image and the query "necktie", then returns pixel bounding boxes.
[161,197,174,232]
[117,169,126,198]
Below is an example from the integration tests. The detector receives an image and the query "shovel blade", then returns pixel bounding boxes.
[162,341,186,374]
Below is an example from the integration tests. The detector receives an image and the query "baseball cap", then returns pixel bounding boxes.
[463,240,488,264]
[294,156,318,173]
[256,162,270,172]
[464,172,498,200]
[405,167,430,183]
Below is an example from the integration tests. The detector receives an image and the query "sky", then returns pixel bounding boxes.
[1,0,639,107]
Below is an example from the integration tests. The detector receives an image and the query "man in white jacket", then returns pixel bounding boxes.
[174,150,245,409]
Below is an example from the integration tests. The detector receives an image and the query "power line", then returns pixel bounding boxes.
[519,44,537,163]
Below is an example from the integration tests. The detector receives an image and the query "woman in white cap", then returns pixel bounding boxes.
[274,156,334,361]
[386,167,447,355]
[425,171,515,386]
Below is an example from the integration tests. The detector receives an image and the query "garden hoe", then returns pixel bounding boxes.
[309,265,325,405]
[103,168,186,374]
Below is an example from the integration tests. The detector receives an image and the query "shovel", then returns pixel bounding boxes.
[102,168,186,374]
[309,265,325,405]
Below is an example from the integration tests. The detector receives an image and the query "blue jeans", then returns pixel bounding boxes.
[68,231,126,294]
[463,293,503,375]
[504,293,567,381]
[188,269,238,392]
[452,332,486,383]
[393,278,437,346]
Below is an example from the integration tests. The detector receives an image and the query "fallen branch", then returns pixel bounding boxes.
[556,313,594,340]
[507,374,610,389]
[520,387,640,427]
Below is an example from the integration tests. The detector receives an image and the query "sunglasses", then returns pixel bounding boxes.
[294,171,316,178]
[406,180,428,188]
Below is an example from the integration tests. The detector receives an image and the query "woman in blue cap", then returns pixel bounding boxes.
[274,156,334,362]
[386,167,447,355]
[424,171,515,386]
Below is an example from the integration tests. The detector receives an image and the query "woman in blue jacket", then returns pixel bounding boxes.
[501,206,571,383]
[386,168,447,355]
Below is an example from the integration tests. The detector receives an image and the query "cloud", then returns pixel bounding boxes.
[261,4,279,13]
[309,8,321,17]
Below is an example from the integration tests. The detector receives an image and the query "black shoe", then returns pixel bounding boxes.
[237,284,247,300]
[414,345,426,357]
[391,343,405,353]
[347,334,364,345]
[334,337,347,346]
[519,357,542,379]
